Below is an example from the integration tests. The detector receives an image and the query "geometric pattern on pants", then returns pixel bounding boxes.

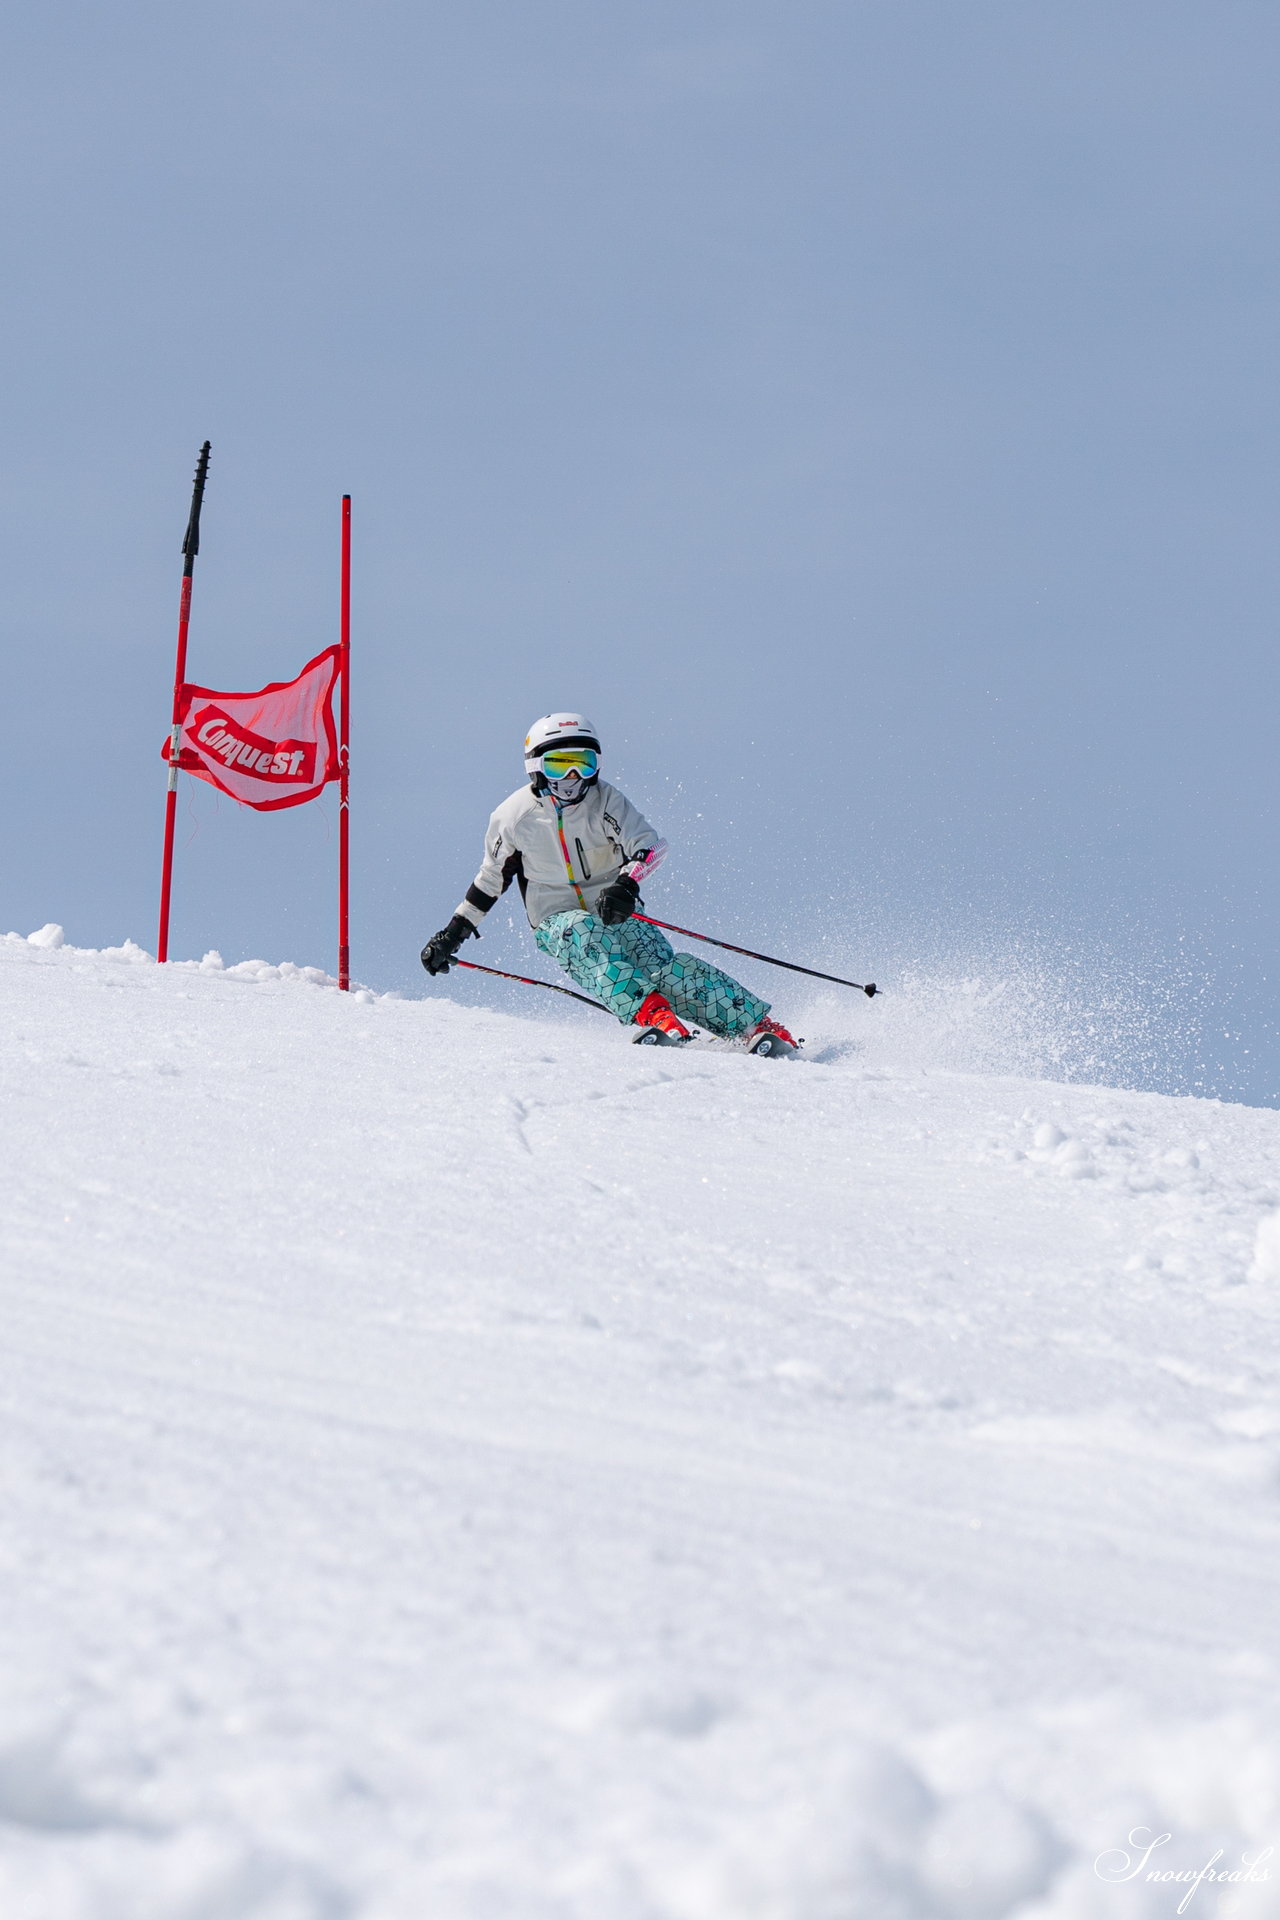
[534,909,769,1037]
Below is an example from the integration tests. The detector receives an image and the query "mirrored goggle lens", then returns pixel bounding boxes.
[542,748,598,779]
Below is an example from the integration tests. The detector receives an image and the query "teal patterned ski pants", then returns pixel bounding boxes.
[534,910,769,1036]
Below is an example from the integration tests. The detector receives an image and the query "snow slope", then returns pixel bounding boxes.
[3,927,1280,1920]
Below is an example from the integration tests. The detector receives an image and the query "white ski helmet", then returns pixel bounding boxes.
[523,712,602,780]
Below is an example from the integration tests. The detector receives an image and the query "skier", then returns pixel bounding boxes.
[420,713,800,1053]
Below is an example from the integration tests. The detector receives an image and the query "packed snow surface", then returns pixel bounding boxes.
[3,928,1280,1920]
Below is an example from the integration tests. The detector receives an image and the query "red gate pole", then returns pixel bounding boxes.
[157,441,211,964]
[337,494,351,990]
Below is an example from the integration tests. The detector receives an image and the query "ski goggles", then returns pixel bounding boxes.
[541,747,598,779]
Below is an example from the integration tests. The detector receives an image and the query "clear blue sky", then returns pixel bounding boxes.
[2,2,1276,1101]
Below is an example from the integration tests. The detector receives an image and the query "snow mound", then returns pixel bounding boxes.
[3,932,1279,1919]
[1251,1211,1280,1284]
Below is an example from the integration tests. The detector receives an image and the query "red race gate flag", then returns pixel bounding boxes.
[162,645,341,811]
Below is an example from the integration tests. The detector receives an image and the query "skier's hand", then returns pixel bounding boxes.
[420,915,475,975]
[596,874,640,926]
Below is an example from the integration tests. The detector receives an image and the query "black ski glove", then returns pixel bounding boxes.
[596,873,640,927]
[420,915,476,975]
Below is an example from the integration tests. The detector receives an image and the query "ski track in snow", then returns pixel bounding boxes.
[3,927,1280,1920]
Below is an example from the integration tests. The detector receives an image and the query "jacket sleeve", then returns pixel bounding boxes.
[603,790,668,880]
[454,805,523,929]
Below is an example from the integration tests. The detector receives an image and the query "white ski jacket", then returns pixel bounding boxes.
[454,780,666,931]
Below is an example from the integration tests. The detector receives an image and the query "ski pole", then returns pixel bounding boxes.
[452,957,612,1014]
[633,914,877,997]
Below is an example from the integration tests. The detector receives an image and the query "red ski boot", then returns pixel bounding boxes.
[632,991,695,1046]
[745,1015,801,1058]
